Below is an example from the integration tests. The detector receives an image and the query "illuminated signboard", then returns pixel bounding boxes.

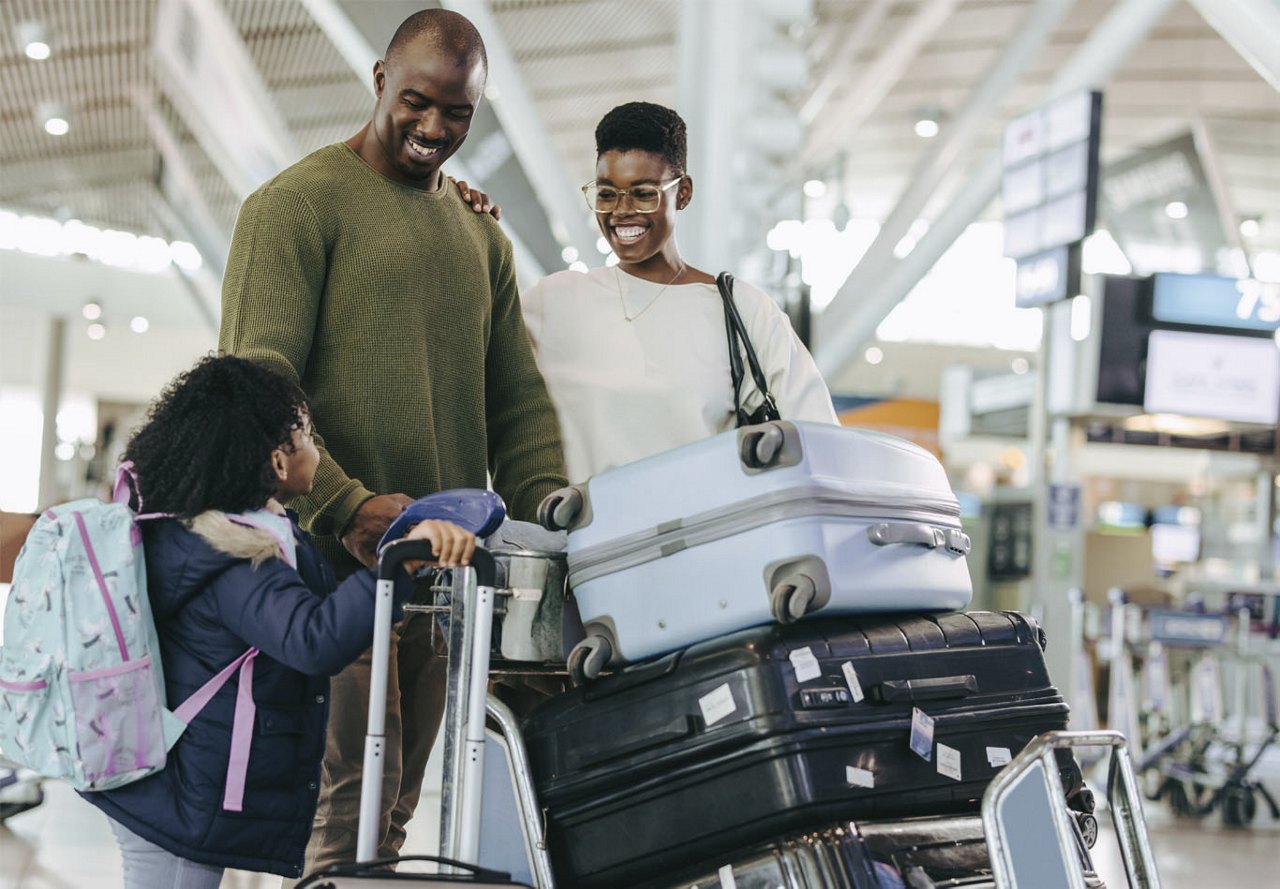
[1143,329,1280,425]
[1151,273,1280,333]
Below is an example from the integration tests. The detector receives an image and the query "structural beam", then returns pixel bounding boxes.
[1187,0,1280,93]
[807,0,958,156]
[152,0,299,199]
[298,0,548,283]
[816,0,1178,379]
[817,0,1075,361]
[441,0,601,265]
[800,0,892,126]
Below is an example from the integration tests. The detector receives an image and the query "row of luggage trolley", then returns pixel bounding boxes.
[302,422,1163,888]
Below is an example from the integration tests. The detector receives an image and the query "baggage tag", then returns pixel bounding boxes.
[718,863,737,888]
[841,661,865,703]
[699,683,738,727]
[846,765,875,789]
[910,707,935,761]
[986,746,1012,768]
[788,646,822,684]
[937,743,962,782]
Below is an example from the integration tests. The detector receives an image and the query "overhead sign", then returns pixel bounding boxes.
[1149,611,1230,648]
[1002,91,1102,264]
[1099,133,1243,278]
[1151,273,1280,333]
[1143,329,1280,425]
[1015,243,1082,308]
[1047,484,1081,531]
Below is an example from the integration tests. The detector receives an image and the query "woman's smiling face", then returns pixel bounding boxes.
[594,149,689,267]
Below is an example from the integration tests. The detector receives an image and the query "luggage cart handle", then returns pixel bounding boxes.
[378,538,496,587]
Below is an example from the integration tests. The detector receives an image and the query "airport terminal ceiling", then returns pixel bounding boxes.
[1,0,1279,378]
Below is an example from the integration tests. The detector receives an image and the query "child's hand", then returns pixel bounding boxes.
[401,520,476,573]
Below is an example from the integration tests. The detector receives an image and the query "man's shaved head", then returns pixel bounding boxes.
[385,8,488,73]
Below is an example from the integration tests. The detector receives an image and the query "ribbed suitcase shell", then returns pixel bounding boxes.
[649,823,882,889]
[522,612,1072,887]
[564,422,972,664]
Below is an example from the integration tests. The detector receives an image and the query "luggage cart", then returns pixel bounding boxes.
[400,543,564,888]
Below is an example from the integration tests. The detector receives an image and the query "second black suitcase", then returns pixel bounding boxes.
[522,611,1075,887]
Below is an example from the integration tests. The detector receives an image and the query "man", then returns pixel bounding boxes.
[218,8,567,877]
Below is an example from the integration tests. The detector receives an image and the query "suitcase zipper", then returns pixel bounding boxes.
[568,484,962,586]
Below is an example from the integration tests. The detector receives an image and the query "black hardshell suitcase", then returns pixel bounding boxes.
[646,823,882,889]
[521,611,1076,887]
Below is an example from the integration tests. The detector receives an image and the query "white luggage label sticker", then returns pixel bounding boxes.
[846,765,875,789]
[699,683,737,727]
[937,743,962,781]
[910,707,935,761]
[986,746,1012,768]
[718,863,737,888]
[841,661,865,703]
[789,646,822,683]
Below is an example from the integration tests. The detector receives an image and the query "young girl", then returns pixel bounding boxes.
[80,354,475,887]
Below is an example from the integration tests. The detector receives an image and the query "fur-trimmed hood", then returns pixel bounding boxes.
[189,511,286,568]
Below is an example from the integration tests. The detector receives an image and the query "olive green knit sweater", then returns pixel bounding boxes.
[220,144,567,575]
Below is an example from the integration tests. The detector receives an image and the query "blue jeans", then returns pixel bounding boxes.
[108,818,225,889]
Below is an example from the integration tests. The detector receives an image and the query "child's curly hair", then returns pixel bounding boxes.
[124,354,309,517]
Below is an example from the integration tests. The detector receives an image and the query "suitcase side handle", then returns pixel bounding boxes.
[871,674,979,704]
[297,854,514,886]
[868,521,971,556]
[565,715,696,770]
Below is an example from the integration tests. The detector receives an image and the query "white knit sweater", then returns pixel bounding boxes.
[522,266,838,483]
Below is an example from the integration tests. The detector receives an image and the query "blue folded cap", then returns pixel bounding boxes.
[377,489,507,555]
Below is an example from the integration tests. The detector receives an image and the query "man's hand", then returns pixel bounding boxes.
[341,493,413,568]
[453,179,502,220]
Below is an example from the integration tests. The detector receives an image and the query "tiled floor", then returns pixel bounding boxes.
[2,767,1275,888]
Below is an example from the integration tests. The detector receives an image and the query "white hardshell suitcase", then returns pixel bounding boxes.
[538,421,973,678]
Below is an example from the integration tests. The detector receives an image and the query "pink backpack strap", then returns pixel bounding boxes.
[173,647,260,812]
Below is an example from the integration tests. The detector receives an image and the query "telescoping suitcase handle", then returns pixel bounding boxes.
[361,541,497,866]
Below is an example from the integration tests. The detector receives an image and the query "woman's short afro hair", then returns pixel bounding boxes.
[123,353,309,518]
[595,102,688,175]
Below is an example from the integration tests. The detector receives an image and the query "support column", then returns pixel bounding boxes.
[677,0,744,273]
[1186,0,1280,92]
[36,317,67,511]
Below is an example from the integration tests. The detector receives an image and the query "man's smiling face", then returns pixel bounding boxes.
[367,38,485,190]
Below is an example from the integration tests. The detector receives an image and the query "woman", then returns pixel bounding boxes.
[522,102,837,483]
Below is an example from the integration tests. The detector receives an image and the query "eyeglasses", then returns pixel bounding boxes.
[582,177,682,214]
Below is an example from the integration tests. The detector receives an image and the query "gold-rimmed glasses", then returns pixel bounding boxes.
[581,177,682,214]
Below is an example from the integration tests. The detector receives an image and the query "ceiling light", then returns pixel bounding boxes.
[86,322,106,341]
[803,179,827,198]
[1011,357,1029,374]
[37,102,70,136]
[560,246,579,264]
[914,118,940,139]
[595,236,611,255]
[1164,200,1188,220]
[82,301,102,320]
[864,346,884,365]
[17,22,51,60]
[568,261,588,274]
[1240,217,1260,238]
[130,316,150,334]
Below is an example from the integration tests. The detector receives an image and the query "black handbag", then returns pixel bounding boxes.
[717,272,782,427]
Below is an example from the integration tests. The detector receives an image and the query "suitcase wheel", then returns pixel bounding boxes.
[769,573,817,623]
[538,484,585,531]
[568,634,613,684]
[739,423,786,469]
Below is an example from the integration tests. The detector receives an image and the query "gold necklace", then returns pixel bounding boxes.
[617,264,686,322]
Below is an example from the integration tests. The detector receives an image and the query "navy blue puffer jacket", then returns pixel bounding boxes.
[81,511,412,877]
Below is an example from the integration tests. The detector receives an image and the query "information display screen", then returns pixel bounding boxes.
[1151,273,1280,333]
[1143,329,1280,425]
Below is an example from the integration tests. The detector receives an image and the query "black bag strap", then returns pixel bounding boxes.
[716,272,780,423]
